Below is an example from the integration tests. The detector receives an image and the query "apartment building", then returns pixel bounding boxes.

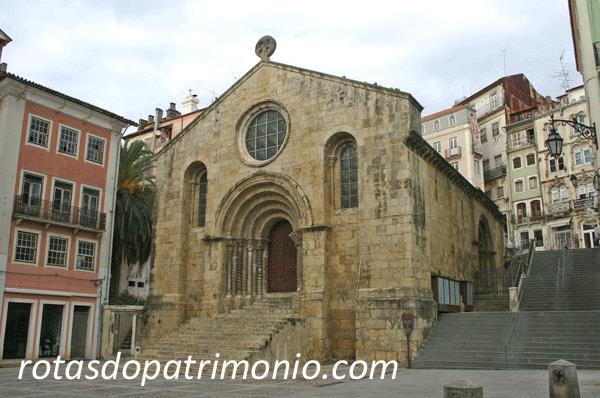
[0,41,134,361]
[421,104,484,190]
[118,94,204,298]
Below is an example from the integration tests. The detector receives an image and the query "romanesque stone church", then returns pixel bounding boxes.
[142,39,505,364]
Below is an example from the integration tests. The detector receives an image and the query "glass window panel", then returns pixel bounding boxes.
[245,111,287,161]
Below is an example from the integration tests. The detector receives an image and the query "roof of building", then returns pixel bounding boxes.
[0,29,11,45]
[156,60,423,157]
[459,73,524,105]
[421,104,465,122]
[123,108,205,139]
[0,71,136,126]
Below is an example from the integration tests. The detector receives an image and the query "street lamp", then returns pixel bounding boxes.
[545,113,598,158]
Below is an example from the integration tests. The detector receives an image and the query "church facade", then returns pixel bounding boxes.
[143,50,505,364]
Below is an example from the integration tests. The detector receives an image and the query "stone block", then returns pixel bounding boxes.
[443,380,483,398]
[549,359,580,398]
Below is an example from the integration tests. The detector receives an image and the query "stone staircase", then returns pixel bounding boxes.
[414,248,600,369]
[138,300,300,363]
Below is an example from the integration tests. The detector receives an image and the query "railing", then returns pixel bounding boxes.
[13,195,106,231]
[501,240,535,364]
[483,165,507,182]
[547,202,571,217]
[444,146,462,159]
[506,136,535,151]
[574,196,595,210]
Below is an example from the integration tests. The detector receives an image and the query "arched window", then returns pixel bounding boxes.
[197,171,208,227]
[340,143,358,209]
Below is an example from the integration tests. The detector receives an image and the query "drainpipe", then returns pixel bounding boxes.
[95,125,127,359]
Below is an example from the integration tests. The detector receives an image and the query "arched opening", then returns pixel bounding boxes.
[183,161,208,227]
[323,132,358,212]
[267,220,297,292]
[475,216,496,296]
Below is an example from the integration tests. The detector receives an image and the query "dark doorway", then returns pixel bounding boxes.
[2,302,31,359]
[70,306,89,358]
[267,220,297,292]
[39,304,63,358]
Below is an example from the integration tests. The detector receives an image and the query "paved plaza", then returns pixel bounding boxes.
[1,365,599,397]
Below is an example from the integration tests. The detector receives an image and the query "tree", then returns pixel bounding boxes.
[110,140,155,298]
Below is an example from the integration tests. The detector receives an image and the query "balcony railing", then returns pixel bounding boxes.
[573,196,595,210]
[506,136,535,151]
[444,146,462,159]
[13,196,106,231]
[547,201,571,217]
[475,95,505,119]
[484,165,507,181]
[512,211,543,225]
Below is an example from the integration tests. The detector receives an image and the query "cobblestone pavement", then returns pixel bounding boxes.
[1,365,599,397]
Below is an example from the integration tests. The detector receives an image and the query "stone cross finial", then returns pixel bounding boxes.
[255,35,276,61]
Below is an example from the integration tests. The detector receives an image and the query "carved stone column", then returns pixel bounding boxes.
[235,240,244,295]
[289,230,303,292]
[255,243,264,297]
[226,243,234,296]
[328,155,337,207]
[247,240,254,297]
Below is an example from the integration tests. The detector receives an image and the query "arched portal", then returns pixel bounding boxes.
[267,220,297,292]
[475,216,496,295]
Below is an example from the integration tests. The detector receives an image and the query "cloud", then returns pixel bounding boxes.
[0,0,580,120]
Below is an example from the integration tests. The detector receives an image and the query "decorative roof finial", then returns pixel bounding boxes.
[255,35,276,61]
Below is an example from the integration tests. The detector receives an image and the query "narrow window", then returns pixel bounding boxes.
[28,116,50,148]
[340,143,358,209]
[76,241,96,271]
[526,153,535,166]
[198,172,208,227]
[58,126,78,156]
[512,156,522,169]
[15,231,38,263]
[86,135,105,164]
[480,127,487,143]
[515,180,524,192]
[528,176,538,189]
[47,236,68,267]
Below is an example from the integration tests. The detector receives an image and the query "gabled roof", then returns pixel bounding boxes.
[156,60,423,157]
[422,104,465,122]
[0,71,136,126]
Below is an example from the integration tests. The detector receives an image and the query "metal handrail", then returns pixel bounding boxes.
[12,195,106,230]
[501,239,536,364]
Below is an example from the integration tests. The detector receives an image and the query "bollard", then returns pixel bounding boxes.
[443,379,483,398]
[548,359,580,398]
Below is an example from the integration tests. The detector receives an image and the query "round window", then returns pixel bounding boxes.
[245,110,287,161]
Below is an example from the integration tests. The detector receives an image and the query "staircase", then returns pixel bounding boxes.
[414,248,600,369]
[138,301,299,363]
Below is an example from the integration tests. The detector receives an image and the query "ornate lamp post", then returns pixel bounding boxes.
[545,114,597,157]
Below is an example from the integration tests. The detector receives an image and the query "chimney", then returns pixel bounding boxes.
[166,102,180,118]
[154,108,163,131]
[147,115,154,124]
[181,92,199,113]
[138,118,147,131]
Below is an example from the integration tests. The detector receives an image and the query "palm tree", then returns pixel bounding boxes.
[110,140,155,298]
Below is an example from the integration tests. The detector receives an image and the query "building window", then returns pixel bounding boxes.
[474,160,480,172]
[22,173,43,206]
[76,241,96,271]
[492,122,499,137]
[577,183,596,199]
[534,229,544,247]
[573,113,586,135]
[480,127,487,143]
[551,186,569,204]
[15,231,38,263]
[433,120,440,131]
[515,180,524,192]
[451,162,459,171]
[449,115,456,126]
[433,141,441,153]
[340,143,358,209]
[530,200,542,218]
[245,110,287,161]
[47,236,68,267]
[528,176,538,189]
[197,171,208,227]
[549,156,565,173]
[526,153,535,166]
[28,116,50,148]
[58,126,79,156]
[512,156,522,169]
[86,135,105,164]
[449,136,458,149]
[490,91,499,109]
[516,202,527,221]
[573,146,592,166]
[497,186,504,198]
[483,159,490,171]
[494,154,502,167]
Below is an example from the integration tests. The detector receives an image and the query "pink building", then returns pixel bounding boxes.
[0,39,134,361]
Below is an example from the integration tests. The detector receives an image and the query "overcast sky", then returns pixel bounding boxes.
[0,0,581,123]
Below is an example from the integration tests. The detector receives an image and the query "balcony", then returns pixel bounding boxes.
[444,146,462,160]
[506,136,535,151]
[512,211,543,225]
[547,201,571,218]
[475,95,505,119]
[484,165,507,182]
[13,196,106,231]
[574,196,596,210]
